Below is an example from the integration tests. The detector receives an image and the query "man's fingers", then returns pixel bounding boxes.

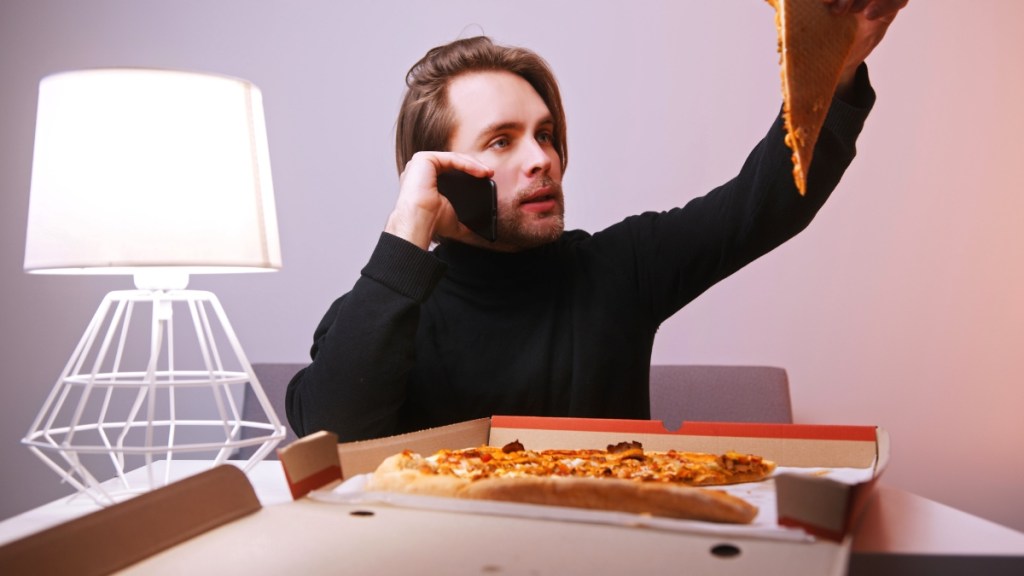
[826,0,906,18]
[440,154,493,179]
[864,0,908,21]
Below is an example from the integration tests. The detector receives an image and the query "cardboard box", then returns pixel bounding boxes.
[1,416,885,575]
[0,466,263,575]
[278,415,888,543]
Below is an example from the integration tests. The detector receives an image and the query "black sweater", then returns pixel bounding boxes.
[287,70,875,442]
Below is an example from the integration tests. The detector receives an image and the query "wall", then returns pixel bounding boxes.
[1,1,1022,531]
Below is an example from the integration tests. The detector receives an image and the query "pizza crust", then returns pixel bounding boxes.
[365,466,469,497]
[767,0,858,194]
[463,476,759,524]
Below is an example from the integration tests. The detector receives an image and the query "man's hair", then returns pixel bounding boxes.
[395,36,568,175]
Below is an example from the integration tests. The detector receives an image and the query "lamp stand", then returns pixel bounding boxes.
[22,286,286,505]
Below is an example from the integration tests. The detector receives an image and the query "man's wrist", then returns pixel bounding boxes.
[385,208,435,251]
[365,232,447,303]
[833,63,873,108]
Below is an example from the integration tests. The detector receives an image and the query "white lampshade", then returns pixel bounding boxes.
[21,68,287,504]
[24,68,281,276]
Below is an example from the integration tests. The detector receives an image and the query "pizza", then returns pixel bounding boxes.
[366,440,776,524]
[766,0,858,195]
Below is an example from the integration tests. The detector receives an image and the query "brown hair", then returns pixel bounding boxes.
[395,36,568,175]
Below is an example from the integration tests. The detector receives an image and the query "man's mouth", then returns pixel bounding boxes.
[519,185,560,214]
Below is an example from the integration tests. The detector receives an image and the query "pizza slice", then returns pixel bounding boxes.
[766,0,858,195]
[365,442,776,524]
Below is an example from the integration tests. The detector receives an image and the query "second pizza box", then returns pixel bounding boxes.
[278,415,888,543]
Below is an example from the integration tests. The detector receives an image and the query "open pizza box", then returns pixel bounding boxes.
[278,415,889,544]
[0,416,887,574]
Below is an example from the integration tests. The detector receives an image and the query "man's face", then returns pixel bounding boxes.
[447,71,564,251]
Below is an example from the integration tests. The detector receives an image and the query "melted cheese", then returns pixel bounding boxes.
[411,445,775,486]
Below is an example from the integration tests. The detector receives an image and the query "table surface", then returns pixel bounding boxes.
[2,460,1023,575]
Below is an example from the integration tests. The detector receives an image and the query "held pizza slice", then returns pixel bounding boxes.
[766,0,858,195]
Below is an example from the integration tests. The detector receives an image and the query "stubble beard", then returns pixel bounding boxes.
[496,178,565,250]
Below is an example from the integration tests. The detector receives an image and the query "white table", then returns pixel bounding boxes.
[0,460,292,548]
[2,461,1022,575]
[849,485,1024,575]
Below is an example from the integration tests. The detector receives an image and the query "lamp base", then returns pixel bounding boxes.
[22,288,286,505]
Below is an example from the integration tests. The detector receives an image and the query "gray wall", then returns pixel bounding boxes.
[3,1,1024,532]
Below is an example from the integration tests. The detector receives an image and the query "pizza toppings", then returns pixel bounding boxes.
[606,440,643,454]
[501,440,524,453]
[395,442,775,486]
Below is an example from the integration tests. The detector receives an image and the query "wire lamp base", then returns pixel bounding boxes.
[22,288,286,505]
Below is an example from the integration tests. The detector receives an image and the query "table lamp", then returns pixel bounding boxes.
[22,68,286,504]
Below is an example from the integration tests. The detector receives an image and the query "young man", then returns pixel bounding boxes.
[287,0,908,442]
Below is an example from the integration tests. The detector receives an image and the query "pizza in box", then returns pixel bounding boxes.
[367,440,776,524]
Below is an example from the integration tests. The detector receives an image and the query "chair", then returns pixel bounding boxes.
[240,363,793,457]
[648,364,793,429]
[238,362,305,460]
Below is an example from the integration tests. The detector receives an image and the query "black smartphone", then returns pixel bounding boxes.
[436,170,497,242]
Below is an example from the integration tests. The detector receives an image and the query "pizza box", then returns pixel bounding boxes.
[0,462,863,576]
[277,415,889,543]
[0,417,885,575]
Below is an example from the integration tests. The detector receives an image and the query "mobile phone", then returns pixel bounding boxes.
[436,170,497,242]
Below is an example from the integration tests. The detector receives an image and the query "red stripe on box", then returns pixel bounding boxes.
[778,517,847,543]
[491,416,668,434]
[284,465,342,500]
[490,415,877,441]
[677,421,878,441]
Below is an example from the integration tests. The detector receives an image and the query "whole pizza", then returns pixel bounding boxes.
[367,440,776,524]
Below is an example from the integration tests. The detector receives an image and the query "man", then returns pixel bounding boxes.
[287,0,908,441]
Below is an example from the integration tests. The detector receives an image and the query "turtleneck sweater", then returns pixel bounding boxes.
[287,68,875,442]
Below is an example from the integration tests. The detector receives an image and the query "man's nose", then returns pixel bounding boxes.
[523,139,552,176]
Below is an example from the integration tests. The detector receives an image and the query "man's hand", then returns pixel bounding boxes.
[826,0,909,96]
[386,152,493,250]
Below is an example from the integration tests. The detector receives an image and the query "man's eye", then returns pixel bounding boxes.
[489,137,509,149]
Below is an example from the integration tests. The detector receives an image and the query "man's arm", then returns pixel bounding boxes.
[285,233,446,441]
[622,1,906,321]
[600,64,877,325]
[285,150,492,441]
[385,151,494,250]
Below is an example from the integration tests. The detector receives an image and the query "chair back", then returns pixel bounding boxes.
[649,364,793,429]
[239,363,305,459]
[242,363,794,455]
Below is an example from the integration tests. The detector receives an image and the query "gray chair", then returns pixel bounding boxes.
[648,364,793,429]
[238,363,305,460]
[242,362,793,456]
